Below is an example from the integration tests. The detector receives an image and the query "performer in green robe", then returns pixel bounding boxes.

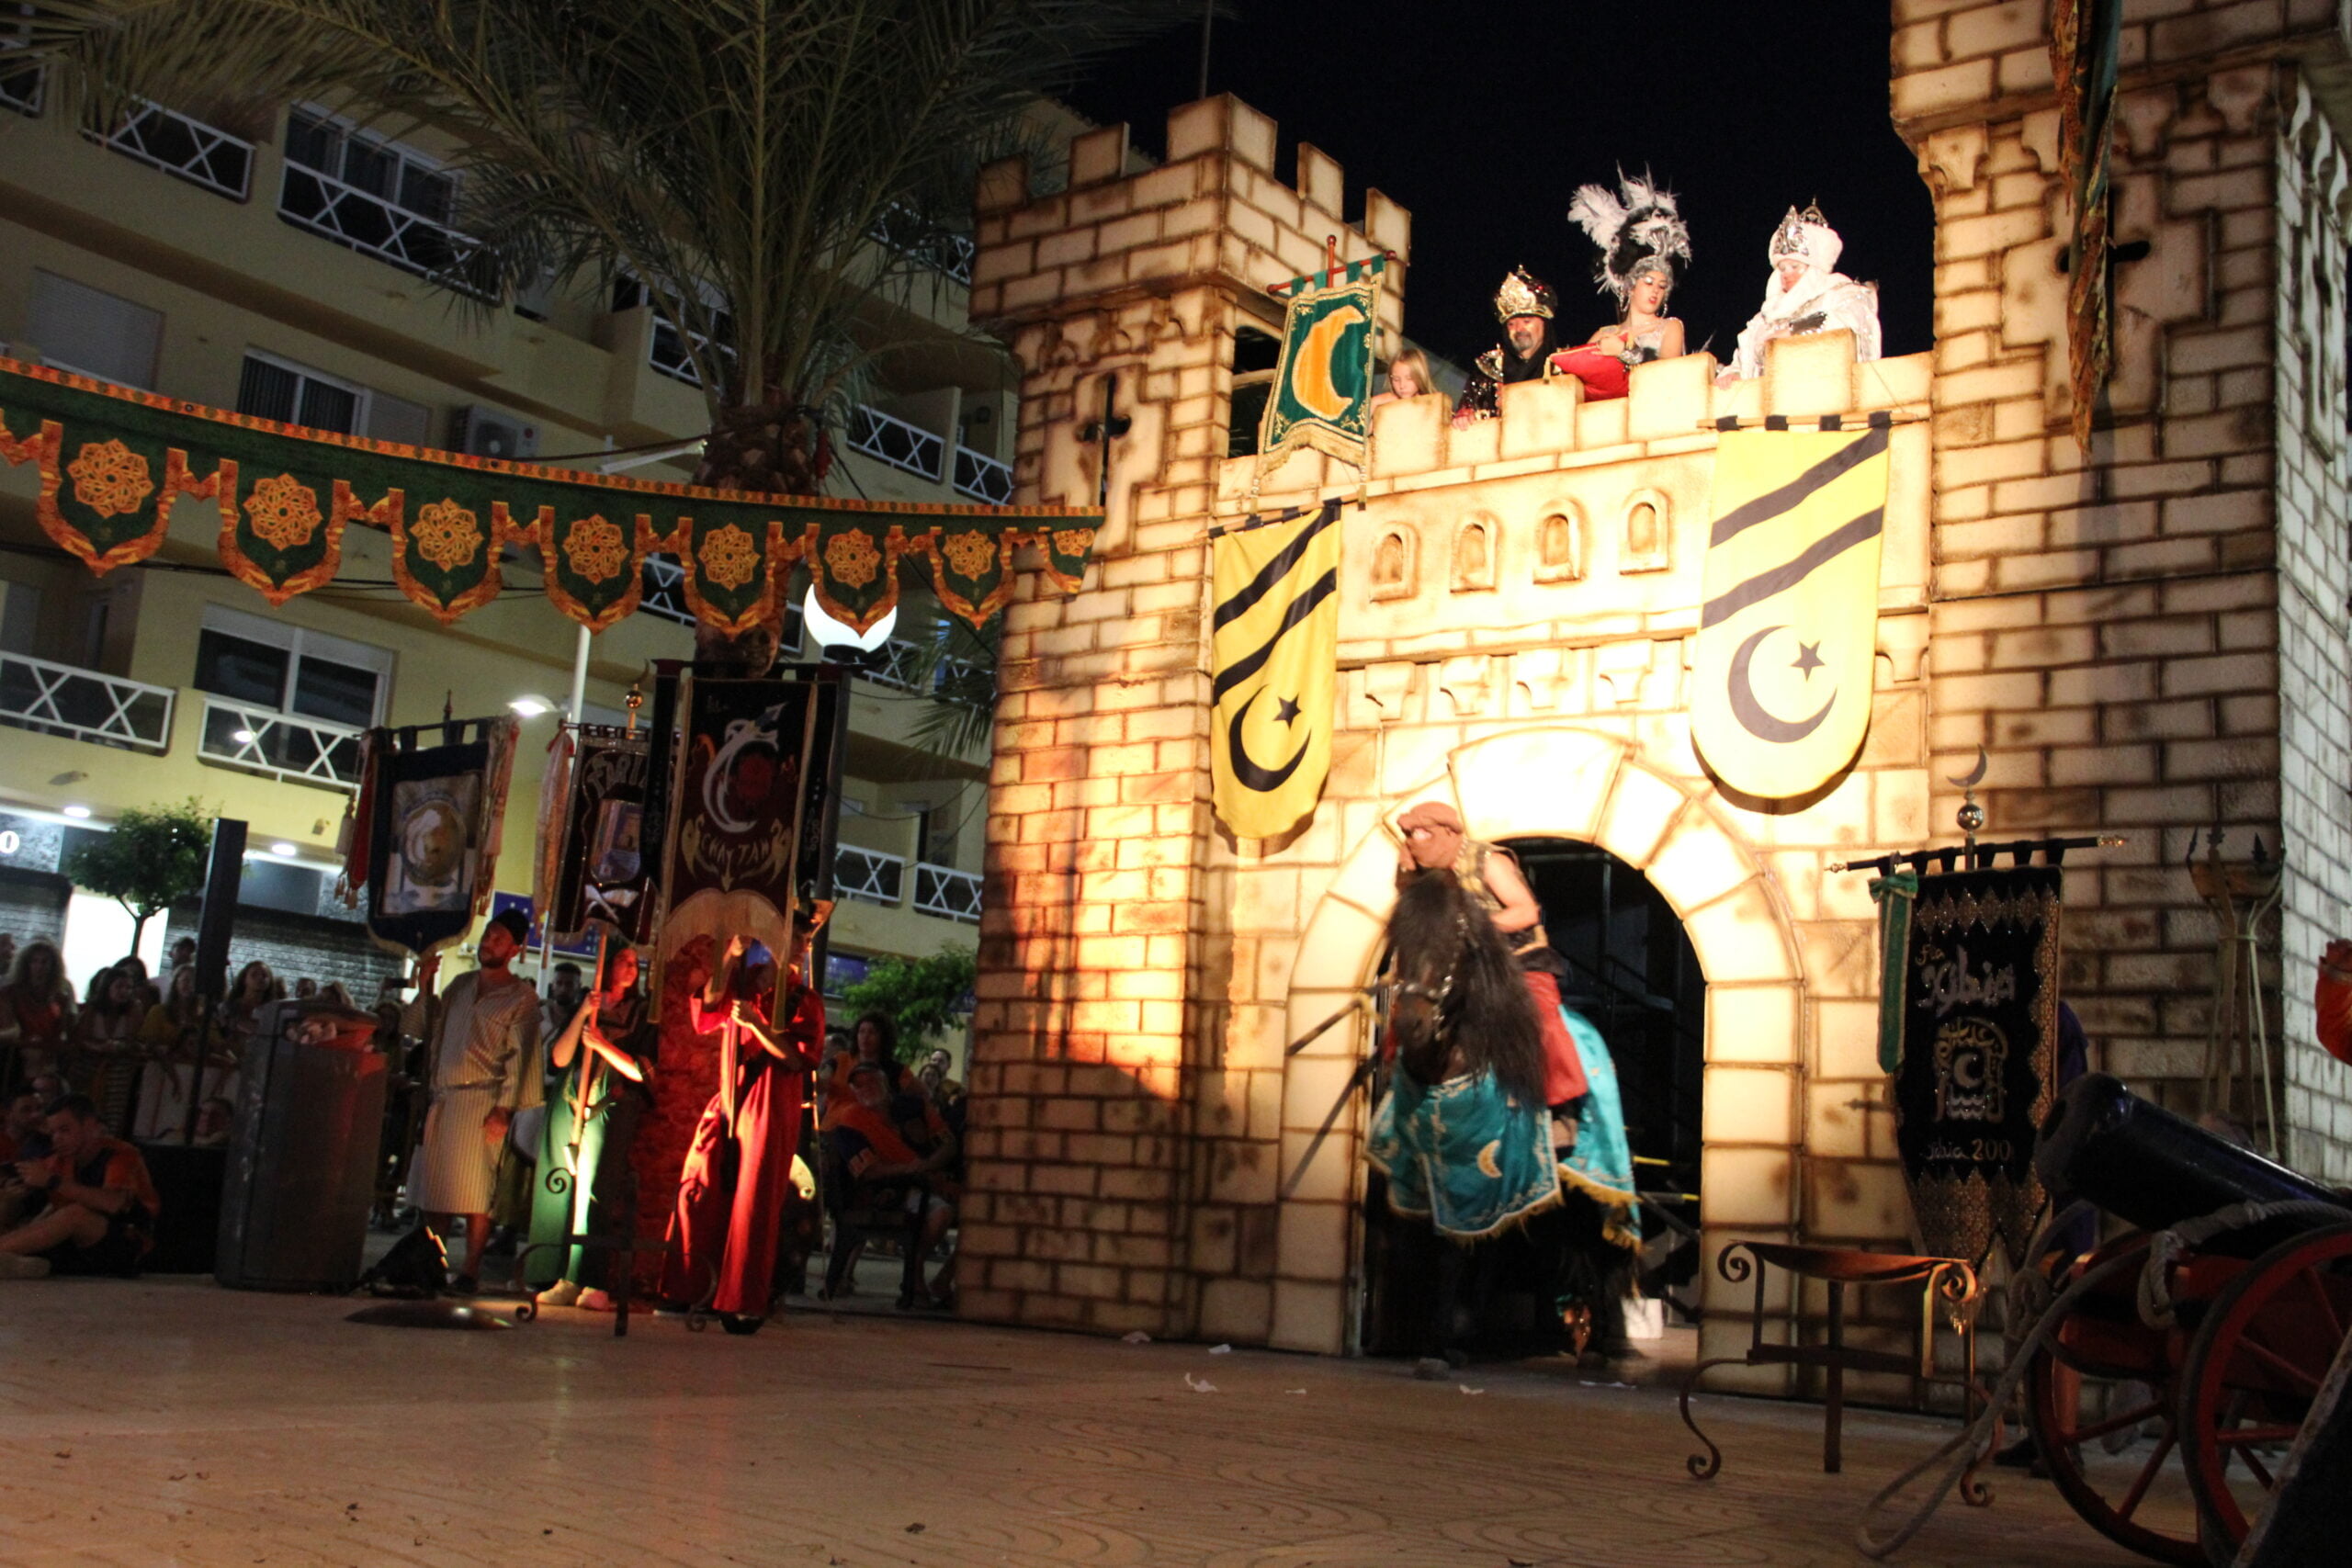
[528,946,657,1306]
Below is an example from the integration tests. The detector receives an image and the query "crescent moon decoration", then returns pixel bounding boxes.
[1288,304,1367,422]
[1949,745,1990,790]
[1227,688,1310,792]
[701,705,782,833]
[1726,624,1835,744]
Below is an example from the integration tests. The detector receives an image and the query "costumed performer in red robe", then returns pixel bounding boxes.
[656,905,827,1333]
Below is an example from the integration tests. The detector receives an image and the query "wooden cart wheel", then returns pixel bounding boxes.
[2025,1239,2207,1567]
[2177,1221,2352,1554]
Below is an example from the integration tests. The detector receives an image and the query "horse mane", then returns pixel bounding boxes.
[1387,870,1548,1105]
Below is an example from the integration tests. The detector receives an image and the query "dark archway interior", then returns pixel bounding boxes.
[1357,840,1706,1359]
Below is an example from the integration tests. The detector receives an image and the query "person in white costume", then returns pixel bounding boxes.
[1717,201,1881,385]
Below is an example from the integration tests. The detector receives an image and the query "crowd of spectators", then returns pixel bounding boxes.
[0,930,386,1282]
[1,922,975,1303]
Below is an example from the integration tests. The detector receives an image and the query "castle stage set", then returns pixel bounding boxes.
[945,2,2352,1395]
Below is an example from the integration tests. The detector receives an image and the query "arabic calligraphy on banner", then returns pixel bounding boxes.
[0,358,1099,635]
[1890,866,2064,1269]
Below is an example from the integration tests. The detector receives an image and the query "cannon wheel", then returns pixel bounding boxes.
[2177,1221,2352,1554]
[2026,1237,2205,1567]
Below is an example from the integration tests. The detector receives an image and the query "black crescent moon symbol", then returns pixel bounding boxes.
[1227,689,1310,791]
[1728,624,1836,744]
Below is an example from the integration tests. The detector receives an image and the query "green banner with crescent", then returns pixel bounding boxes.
[1254,255,1385,494]
[0,357,1098,635]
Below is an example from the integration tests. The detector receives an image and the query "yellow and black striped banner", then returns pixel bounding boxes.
[1691,426,1889,800]
[1211,501,1341,840]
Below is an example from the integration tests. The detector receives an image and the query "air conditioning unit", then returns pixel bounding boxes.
[449,404,539,461]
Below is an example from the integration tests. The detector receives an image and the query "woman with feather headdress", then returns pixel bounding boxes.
[1547,172,1692,401]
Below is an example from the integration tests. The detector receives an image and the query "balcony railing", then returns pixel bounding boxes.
[95,100,253,200]
[952,445,1013,505]
[869,202,975,285]
[279,160,479,288]
[835,843,907,907]
[197,696,363,791]
[913,862,982,923]
[0,653,175,752]
[846,404,944,482]
[0,58,39,117]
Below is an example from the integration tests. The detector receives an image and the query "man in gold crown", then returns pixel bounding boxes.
[1453,267,1562,427]
[1718,202,1882,386]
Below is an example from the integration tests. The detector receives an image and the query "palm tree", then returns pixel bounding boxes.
[28,0,1188,664]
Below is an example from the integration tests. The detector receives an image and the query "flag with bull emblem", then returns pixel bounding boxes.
[1210,501,1341,840]
[1691,423,1891,800]
[1254,256,1385,492]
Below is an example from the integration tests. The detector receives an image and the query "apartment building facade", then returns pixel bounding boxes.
[0,72,1023,1008]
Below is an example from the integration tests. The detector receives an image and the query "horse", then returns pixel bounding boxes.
[1368,867,1643,1366]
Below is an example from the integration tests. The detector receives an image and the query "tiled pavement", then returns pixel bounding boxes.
[0,1279,2149,1567]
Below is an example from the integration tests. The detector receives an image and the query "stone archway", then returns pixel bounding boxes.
[1271,726,1806,1379]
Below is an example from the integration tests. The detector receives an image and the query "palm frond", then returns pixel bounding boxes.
[28,0,1196,424]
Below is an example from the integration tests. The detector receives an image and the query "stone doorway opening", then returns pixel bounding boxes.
[1354,840,1706,1366]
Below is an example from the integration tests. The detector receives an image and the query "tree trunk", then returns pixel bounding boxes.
[686,401,827,672]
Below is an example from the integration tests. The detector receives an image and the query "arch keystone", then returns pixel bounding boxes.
[1449,727,1626,844]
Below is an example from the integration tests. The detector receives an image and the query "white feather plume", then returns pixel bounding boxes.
[1566,183,1627,251]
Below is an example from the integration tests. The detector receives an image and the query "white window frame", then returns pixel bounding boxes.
[28,270,164,392]
[198,602,393,726]
[238,348,374,436]
[284,103,460,224]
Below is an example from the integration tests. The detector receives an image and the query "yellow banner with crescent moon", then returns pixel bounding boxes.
[1211,501,1341,840]
[1254,257,1385,492]
[1691,425,1889,800]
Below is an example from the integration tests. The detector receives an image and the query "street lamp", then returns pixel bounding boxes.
[801,587,896,663]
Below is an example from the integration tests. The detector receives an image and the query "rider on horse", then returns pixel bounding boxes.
[1395,802,1589,1148]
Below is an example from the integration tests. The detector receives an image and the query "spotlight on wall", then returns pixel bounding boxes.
[508,695,556,717]
[231,728,257,744]
[269,842,298,857]
[61,804,92,819]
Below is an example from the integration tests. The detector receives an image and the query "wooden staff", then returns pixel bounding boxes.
[562,927,611,1186]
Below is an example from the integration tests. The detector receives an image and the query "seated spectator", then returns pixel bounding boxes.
[826,1061,957,1308]
[167,935,196,973]
[0,1087,50,1231]
[820,1012,917,1130]
[0,1094,162,1280]
[293,976,319,1001]
[918,1046,967,1127]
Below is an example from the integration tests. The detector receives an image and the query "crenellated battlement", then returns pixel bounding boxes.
[1223,334,1930,511]
[971,94,1409,349]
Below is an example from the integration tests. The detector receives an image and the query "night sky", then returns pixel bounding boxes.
[1062,0,1935,373]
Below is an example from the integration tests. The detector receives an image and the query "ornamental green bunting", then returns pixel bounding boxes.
[0,357,1099,635]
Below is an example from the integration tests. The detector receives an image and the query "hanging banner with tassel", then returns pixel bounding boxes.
[0,357,1098,634]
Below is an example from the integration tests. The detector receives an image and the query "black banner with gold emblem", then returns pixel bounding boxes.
[1891,866,2063,1268]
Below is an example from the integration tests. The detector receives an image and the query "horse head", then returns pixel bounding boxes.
[1384,868,1548,1103]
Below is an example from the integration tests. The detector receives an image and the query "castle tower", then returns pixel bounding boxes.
[1892,1,2352,1179]
[957,97,1410,1340]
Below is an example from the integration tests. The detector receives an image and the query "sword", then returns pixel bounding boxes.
[1280,1052,1381,1201]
